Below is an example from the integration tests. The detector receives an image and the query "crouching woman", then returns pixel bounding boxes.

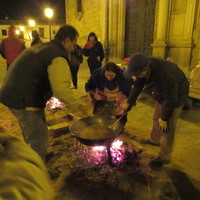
[85,62,133,125]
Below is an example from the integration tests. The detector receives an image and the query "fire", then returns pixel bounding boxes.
[46,97,65,110]
[77,139,134,166]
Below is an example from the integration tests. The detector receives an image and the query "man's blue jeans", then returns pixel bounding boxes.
[9,108,48,161]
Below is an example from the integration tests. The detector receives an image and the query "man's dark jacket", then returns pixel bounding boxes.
[128,57,189,121]
[0,40,69,109]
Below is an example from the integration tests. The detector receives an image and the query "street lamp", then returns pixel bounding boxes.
[28,19,35,27]
[44,8,53,41]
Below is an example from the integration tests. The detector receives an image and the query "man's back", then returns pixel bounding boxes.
[0,25,25,68]
[2,37,25,65]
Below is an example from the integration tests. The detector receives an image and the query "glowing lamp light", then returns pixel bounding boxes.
[44,8,54,19]
[28,19,35,27]
[19,26,25,31]
[15,30,20,35]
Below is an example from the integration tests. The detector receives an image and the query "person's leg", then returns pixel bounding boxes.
[149,101,163,144]
[73,65,79,88]
[158,106,183,161]
[9,108,48,161]
[70,65,76,87]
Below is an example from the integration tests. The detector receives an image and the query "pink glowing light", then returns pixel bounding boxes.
[92,146,106,151]
[46,97,65,110]
[77,139,134,165]
[111,139,123,148]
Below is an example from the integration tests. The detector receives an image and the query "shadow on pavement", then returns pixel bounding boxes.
[165,168,200,200]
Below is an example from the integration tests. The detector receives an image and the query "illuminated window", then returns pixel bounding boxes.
[2,30,7,36]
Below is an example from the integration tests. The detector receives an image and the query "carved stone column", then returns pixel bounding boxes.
[152,0,170,58]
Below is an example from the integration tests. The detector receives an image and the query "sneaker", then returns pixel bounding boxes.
[150,157,170,167]
[140,138,160,146]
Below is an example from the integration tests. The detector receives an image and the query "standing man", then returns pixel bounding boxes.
[0,25,25,69]
[124,53,189,166]
[31,30,43,46]
[0,25,87,161]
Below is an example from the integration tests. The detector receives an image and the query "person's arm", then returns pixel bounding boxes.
[127,78,146,110]
[0,134,52,200]
[85,71,99,105]
[70,45,83,65]
[98,42,105,62]
[47,57,81,112]
[82,42,92,57]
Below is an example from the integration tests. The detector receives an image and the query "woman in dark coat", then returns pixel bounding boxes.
[85,62,133,125]
[83,32,105,74]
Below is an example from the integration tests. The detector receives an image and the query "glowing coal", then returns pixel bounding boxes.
[77,139,135,166]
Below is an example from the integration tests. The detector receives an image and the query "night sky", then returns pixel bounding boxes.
[0,0,66,21]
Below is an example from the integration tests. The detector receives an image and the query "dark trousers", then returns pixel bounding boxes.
[70,64,80,87]
[88,62,101,74]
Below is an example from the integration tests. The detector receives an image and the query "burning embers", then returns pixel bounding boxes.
[46,97,65,111]
[77,139,136,166]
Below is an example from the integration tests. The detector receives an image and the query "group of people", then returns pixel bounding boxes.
[0,25,43,70]
[0,24,189,198]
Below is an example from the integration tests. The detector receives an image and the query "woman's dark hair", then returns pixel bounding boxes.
[54,25,79,41]
[87,32,98,42]
[102,62,121,76]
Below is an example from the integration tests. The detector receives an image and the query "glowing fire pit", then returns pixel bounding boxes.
[77,139,135,166]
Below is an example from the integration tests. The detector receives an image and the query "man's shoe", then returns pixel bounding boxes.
[140,138,160,146]
[150,157,170,167]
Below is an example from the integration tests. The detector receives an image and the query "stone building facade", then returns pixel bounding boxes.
[66,0,199,75]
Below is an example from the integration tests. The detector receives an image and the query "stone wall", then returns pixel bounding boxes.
[152,0,199,75]
[65,0,126,60]
[65,0,105,47]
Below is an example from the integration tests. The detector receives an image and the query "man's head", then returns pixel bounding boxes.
[31,30,40,39]
[54,25,79,52]
[124,53,150,78]
[8,25,16,37]
[103,62,120,81]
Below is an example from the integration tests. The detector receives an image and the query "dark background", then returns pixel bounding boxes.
[0,0,65,21]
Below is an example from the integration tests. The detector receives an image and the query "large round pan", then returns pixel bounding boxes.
[70,116,124,146]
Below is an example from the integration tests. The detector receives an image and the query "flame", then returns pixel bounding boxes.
[77,139,134,165]
[111,139,123,148]
[92,146,106,151]
[46,97,65,110]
